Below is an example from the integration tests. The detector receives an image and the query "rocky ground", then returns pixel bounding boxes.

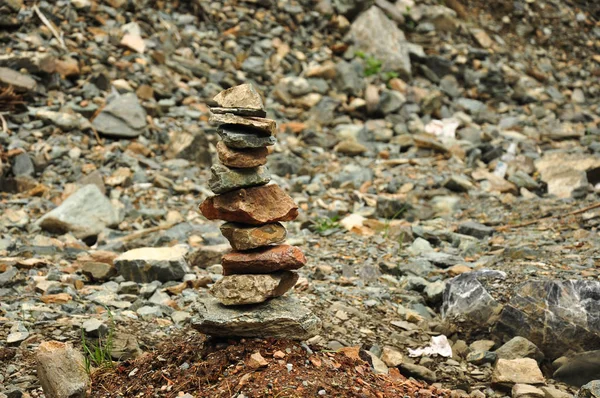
[1,0,600,397]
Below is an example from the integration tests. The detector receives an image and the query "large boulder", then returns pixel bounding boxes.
[493,280,600,360]
[346,6,412,79]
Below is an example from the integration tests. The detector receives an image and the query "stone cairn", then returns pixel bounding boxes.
[193,84,320,340]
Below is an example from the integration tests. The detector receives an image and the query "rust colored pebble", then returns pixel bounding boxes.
[221,245,306,275]
[199,184,298,225]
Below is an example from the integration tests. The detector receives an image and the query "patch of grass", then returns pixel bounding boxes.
[382,205,409,239]
[383,71,399,82]
[355,51,382,77]
[81,309,115,374]
[311,216,342,235]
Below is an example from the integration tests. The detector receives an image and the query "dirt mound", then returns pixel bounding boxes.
[91,332,448,398]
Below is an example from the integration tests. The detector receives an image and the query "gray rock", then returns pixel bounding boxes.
[208,163,270,194]
[37,185,122,240]
[376,196,408,219]
[0,67,37,92]
[495,337,544,363]
[36,341,90,398]
[12,153,34,177]
[399,363,437,383]
[333,0,372,19]
[346,6,411,78]
[508,170,539,190]
[467,351,497,365]
[92,93,147,138]
[442,270,506,330]
[114,245,190,283]
[379,90,406,115]
[458,221,494,239]
[217,127,276,149]
[493,279,600,360]
[577,381,600,398]
[82,319,108,338]
[444,175,475,192]
[335,60,365,96]
[554,351,600,387]
[192,295,321,340]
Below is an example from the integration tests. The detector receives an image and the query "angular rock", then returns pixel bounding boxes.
[12,153,34,177]
[346,6,411,79]
[36,341,90,398]
[380,346,404,367]
[208,163,270,194]
[458,221,494,239]
[209,271,299,305]
[220,222,287,251]
[216,141,268,168]
[0,51,56,74]
[540,387,573,398]
[222,245,306,275]
[81,262,116,282]
[218,127,276,149]
[210,106,267,118]
[165,128,211,166]
[493,279,600,360]
[0,67,37,92]
[37,185,121,240]
[209,113,276,136]
[399,363,437,383]
[442,270,506,331]
[512,384,545,398]
[577,381,600,398]
[114,245,190,283]
[213,83,265,111]
[492,358,545,386]
[554,351,600,387]
[199,184,298,225]
[92,93,147,138]
[495,337,544,363]
[192,295,320,339]
[535,153,600,199]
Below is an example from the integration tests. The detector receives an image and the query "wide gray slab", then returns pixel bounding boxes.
[192,295,320,340]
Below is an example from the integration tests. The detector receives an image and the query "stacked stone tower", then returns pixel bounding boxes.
[193,84,319,340]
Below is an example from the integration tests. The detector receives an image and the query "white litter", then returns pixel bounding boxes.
[407,335,452,358]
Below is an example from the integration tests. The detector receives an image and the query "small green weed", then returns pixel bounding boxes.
[311,216,342,235]
[355,51,382,76]
[383,71,399,82]
[382,205,409,239]
[81,309,115,374]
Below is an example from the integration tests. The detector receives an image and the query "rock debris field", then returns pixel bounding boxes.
[0,0,600,397]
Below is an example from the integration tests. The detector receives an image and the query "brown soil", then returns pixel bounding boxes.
[91,332,449,398]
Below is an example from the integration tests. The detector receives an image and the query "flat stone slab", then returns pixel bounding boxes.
[208,163,270,194]
[218,127,276,149]
[210,107,267,118]
[192,295,321,340]
[213,83,265,111]
[209,113,276,136]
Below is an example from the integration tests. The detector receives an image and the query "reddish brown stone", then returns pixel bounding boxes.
[216,141,268,168]
[199,184,298,225]
[222,245,306,275]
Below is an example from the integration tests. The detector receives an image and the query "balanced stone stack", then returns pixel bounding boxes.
[193,84,320,340]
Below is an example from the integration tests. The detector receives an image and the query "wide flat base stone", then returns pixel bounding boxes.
[192,295,320,340]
